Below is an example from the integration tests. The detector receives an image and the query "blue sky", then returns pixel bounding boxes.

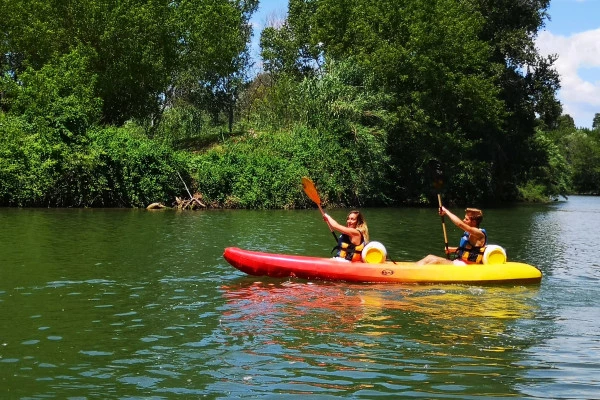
[251,0,600,128]
[537,0,600,128]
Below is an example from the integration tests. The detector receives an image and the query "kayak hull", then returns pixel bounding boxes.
[223,247,542,284]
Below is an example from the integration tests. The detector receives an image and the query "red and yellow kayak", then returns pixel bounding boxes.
[223,247,542,284]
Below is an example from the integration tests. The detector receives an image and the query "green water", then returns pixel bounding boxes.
[1,197,599,398]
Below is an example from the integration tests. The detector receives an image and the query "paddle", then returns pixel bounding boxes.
[301,177,338,242]
[428,160,450,259]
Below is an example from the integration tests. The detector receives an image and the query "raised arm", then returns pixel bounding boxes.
[323,214,362,244]
[440,207,484,240]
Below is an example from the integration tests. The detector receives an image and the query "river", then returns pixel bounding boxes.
[1,196,599,399]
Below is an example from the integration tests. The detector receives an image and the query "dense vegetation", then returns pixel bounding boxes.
[1,0,598,208]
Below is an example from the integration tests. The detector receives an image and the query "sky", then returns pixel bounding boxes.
[537,0,600,128]
[250,0,600,129]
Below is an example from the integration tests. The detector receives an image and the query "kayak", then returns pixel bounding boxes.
[223,247,542,284]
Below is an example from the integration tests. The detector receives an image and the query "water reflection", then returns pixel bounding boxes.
[221,280,539,342]
[216,280,542,396]
[1,199,599,398]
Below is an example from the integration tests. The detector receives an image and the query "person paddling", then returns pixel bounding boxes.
[323,210,370,262]
[417,207,487,265]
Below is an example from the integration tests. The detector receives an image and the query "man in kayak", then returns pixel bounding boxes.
[417,207,487,265]
[323,210,370,262]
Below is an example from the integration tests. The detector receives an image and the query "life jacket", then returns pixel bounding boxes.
[456,228,487,264]
[335,233,365,262]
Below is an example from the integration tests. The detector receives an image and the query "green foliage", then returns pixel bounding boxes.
[2,0,258,126]
[593,113,600,131]
[0,114,59,206]
[563,130,600,194]
[260,26,298,76]
[517,182,550,203]
[543,117,600,196]
[191,149,301,209]
[190,129,312,209]
[517,129,571,201]
[169,0,258,131]
[2,0,592,209]
[0,114,189,207]
[0,39,190,207]
[246,74,299,130]
[190,116,391,209]
[153,101,215,147]
[255,0,562,206]
[7,46,102,137]
[86,124,190,207]
[444,161,494,206]
[241,59,393,206]
[93,0,176,124]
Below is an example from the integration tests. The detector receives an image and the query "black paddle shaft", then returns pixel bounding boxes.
[428,159,450,258]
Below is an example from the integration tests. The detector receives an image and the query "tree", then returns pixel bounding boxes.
[566,131,600,194]
[258,0,561,204]
[167,0,258,129]
[260,1,323,79]
[1,0,258,127]
[593,113,600,131]
[7,46,102,136]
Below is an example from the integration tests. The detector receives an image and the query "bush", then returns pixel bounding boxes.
[190,129,311,209]
[88,124,190,207]
[518,182,550,203]
[0,115,190,207]
[231,60,394,208]
[190,120,392,209]
[0,115,61,206]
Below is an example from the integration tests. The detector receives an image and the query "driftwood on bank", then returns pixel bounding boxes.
[147,171,207,210]
[172,170,207,210]
[146,192,206,210]
[174,192,206,210]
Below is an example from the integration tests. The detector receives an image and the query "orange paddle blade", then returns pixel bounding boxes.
[301,176,321,205]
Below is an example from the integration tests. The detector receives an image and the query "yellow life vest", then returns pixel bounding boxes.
[456,229,487,264]
[337,233,365,262]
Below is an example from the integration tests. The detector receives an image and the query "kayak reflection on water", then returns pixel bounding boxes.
[220,280,539,348]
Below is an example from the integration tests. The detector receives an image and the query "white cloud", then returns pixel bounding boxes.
[536,28,600,128]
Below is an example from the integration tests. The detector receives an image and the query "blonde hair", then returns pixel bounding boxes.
[349,210,370,243]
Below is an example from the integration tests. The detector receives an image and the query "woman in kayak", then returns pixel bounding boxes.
[323,210,370,262]
[417,207,487,265]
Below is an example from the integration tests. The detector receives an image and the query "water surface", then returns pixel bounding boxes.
[1,197,599,398]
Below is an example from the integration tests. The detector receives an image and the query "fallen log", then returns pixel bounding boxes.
[146,202,167,210]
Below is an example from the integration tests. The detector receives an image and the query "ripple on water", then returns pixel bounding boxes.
[1,203,599,398]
